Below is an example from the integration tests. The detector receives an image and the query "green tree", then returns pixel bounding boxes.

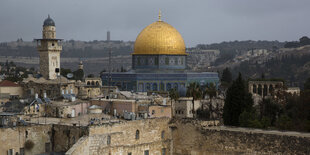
[87,74,94,78]
[203,83,217,100]
[221,67,232,85]
[73,69,84,81]
[299,36,310,46]
[60,68,72,77]
[203,83,217,120]
[223,73,254,126]
[186,82,203,118]
[169,88,179,102]
[304,77,310,90]
[259,98,280,126]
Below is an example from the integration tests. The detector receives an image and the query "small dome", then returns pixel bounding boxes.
[43,15,55,26]
[133,18,186,55]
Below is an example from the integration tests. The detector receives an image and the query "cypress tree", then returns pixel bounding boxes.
[223,73,253,126]
[221,67,232,84]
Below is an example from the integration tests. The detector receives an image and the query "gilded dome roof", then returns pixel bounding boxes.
[133,18,186,55]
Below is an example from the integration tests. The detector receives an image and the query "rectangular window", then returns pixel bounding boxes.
[8,149,13,155]
[162,148,166,155]
[144,150,149,155]
[45,143,50,152]
[20,148,25,155]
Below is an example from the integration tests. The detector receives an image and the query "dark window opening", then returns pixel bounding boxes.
[136,130,140,140]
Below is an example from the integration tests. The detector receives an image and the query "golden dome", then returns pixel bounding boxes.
[133,18,186,55]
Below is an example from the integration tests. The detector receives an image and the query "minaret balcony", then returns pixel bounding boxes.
[37,45,62,51]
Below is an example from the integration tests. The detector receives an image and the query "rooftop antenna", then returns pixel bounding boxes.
[158,10,162,22]
[108,47,112,99]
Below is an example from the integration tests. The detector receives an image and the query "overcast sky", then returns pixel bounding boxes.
[1,0,310,47]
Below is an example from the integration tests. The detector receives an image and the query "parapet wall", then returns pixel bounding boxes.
[171,119,310,154]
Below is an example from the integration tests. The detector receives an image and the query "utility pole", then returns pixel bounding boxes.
[108,48,112,98]
[108,47,112,115]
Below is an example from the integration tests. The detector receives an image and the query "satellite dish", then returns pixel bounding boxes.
[67,73,74,79]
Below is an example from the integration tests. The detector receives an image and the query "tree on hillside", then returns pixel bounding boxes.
[60,68,72,77]
[299,36,310,46]
[223,73,254,126]
[304,77,310,90]
[221,68,232,84]
[284,41,300,48]
[73,69,84,81]
[203,83,217,100]
[186,82,203,118]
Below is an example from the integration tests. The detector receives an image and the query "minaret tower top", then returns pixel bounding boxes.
[35,15,63,80]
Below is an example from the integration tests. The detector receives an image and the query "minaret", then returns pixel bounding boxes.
[107,31,110,42]
[35,15,62,80]
[78,61,83,70]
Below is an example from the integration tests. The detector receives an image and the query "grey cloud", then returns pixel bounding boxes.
[0,0,309,47]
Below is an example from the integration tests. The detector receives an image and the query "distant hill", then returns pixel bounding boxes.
[191,40,285,66]
[231,45,310,88]
[0,40,134,58]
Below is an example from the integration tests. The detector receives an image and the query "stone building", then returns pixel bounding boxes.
[21,76,78,99]
[0,80,23,101]
[35,15,62,80]
[148,105,171,118]
[286,87,300,96]
[174,97,201,118]
[248,80,284,97]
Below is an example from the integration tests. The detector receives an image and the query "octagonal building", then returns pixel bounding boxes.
[101,13,219,93]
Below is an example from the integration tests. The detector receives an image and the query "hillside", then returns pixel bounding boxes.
[0,40,134,58]
[231,46,310,88]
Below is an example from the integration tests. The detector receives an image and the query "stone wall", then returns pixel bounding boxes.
[0,125,52,155]
[65,136,89,155]
[171,119,310,155]
[52,124,89,152]
[66,118,172,155]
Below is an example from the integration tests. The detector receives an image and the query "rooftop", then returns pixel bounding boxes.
[0,80,20,87]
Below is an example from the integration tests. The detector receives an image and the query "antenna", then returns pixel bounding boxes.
[108,47,112,99]
[158,10,162,21]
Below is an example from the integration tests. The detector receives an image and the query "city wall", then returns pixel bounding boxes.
[52,124,89,152]
[65,136,89,155]
[171,119,310,155]
[0,125,52,155]
[66,118,172,155]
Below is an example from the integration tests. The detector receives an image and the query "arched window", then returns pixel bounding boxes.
[174,83,178,90]
[136,130,140,140]
[269,85,274,95]
[96,81,99,86]
[91,81,95,86]
[146,83,151,91]
[252,84,257,93]
[87,81,90,85]
[263,84,268,96]
[107,135,111,145]
[152,83,158,91]
[165,57,169,65]
[166,83,172,91]
[258,84,262,96]
[161,130,165,139]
